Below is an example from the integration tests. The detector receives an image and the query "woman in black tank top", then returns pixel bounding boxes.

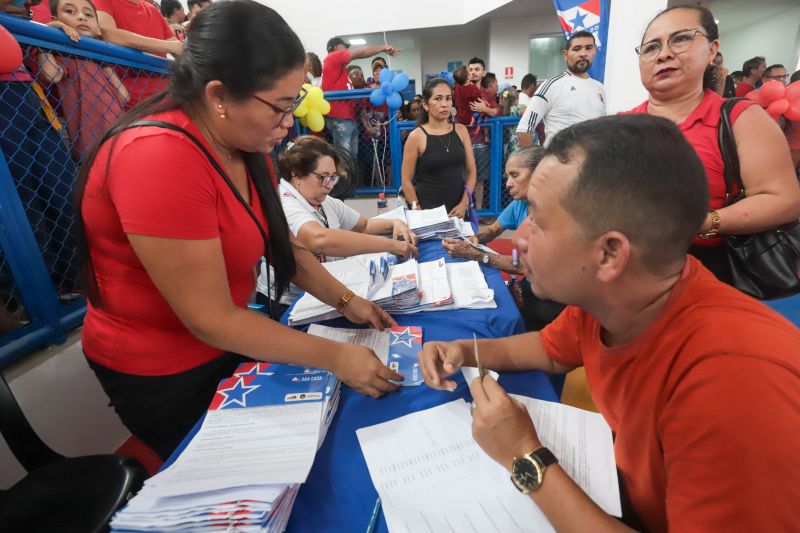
[401,77,477,217]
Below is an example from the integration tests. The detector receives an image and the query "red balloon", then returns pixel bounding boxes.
[786,81,800,104]
[746,90,766,107]
[785,100,800,122]
[766,98,789,121]
[0,25,23,75]
[760,80,786,104]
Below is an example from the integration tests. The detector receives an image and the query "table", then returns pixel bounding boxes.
[170,240,559,532]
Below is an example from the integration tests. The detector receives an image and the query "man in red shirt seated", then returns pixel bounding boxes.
[321,36,399,162]
[419,114,800,532]
[94,0,184,107]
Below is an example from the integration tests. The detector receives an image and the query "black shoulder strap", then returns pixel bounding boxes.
[418,125,431,137]
[718,98,746,204]
[123,120,270,256]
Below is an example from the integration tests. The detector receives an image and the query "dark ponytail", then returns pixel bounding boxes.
[75,0,304,306]
[417,77,452,126]
[646,5,720,91]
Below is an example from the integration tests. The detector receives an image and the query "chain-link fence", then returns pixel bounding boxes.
[0,14,169,367]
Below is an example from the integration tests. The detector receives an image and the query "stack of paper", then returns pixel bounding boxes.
[111,362,341,533]
[308,324,424,386]
[375,205,462,240]
[357,397,621,532]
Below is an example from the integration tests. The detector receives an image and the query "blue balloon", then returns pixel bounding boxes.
[382,83,393,95]
[386,91,403,111]
[391,72,410,92]
[370,88,386,106]
[379,67,393,85]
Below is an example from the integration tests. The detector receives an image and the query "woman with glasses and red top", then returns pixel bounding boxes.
[76,0,406,460]
[621,5,800,286]
[256,135,418,315]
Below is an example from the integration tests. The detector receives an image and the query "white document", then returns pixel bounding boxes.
[372,206,407,223]
[446,261,496,309]
[307,324,391,364]
[461,365,500,384]
[146,402,324,497]
[405,205,449,230]
[418,258,452,307]
[357,398,620,533]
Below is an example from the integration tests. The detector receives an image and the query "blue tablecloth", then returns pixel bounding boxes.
[168,240,559,532]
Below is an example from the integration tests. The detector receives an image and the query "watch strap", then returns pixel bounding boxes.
[337,289,355,311]
[528,447,558,469]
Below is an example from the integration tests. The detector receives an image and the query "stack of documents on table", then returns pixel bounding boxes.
[288,254,496,325]
[111,362,340,533]
[307,324,424,386]
[357,397,621,532]
[375,205,461,240]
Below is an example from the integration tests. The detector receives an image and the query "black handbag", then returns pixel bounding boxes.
[718,98,800,300]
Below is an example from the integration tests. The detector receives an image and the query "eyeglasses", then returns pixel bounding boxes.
[635,28,708,62]
[764,73,788,82]
[309,170,340,188]
[251,87,308,125]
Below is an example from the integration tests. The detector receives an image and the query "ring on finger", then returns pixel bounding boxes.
[470,401,478,416]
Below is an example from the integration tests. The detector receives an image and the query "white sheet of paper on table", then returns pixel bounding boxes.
[356,398,620,532]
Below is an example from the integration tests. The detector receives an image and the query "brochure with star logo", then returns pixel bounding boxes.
[388,326,423,386]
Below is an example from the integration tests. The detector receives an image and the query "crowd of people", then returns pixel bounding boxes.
[1,0,800,530]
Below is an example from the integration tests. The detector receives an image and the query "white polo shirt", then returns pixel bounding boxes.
[256,179,362,301]
[516,70,606,146]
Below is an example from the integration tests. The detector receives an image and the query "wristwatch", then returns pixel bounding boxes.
[336,289,355,311]
[481,254,490,266]
[510,447,558,494]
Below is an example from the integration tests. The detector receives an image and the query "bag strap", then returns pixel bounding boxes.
[123,120,270,257]
[718,97,746,205]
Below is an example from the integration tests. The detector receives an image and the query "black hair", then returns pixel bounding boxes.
[646,5,720,91]
[520,73,537,90]
[187,0,209,11]
[49,0,98,18]
[159,0,182,18]
[371,56,387,68]
[791,70,800,84]
[545,114,708,273]
[480,72,497,89]
[278,136,340,181]
[765,64,785,77]
[467,57,485,69]
[305,52,321,78]
[453,65,468,85]
[742,56,766,77]
[417,77,452,126]
[346,64,362,73]
[565,30,595,49]
[730,70,744,80]
[74,0,303,306]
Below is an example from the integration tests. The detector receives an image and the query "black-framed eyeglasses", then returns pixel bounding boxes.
[635,28,708,61]
[764,74,788,82]
[251,87,308,124]
[309,170,340,188]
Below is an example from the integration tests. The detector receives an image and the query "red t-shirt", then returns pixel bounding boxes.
[321,49,355,120]
[735,81,755,97]
[621,90,754,247]
[541,256,800,533]
[81,108,270,376]
[454,83,482,125]
[93,0,172,108]
[31,2,52,23]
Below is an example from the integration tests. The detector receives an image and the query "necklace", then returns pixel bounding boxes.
[439,130,452,152]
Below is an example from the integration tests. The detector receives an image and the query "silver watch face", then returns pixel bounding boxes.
[482,254,489,264]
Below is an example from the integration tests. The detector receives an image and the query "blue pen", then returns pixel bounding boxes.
[366,497,382,533]
[370,259,377,283]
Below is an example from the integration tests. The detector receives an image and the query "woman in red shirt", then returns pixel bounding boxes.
[623,5,800,285]
[76,0,401,459]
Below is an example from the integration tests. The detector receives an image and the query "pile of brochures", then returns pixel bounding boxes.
[288,254,495,326]
[375,205,467,240]
[110,360,342,533]
[357,398,622,532]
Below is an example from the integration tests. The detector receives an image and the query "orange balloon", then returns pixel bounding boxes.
[786,81,800,103]
[785,100,800,122]
[747,90,766,107]
[0,26,22,74]
[760,80,786,104]
[766,98,789,121]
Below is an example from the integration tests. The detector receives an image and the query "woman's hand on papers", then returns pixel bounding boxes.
[341,296,397,330]
[332,344,403,398]
[419,341,466,391]
[390,239,419,261]
[448,199,468,220]
[470,375,541,468]
[392,220,419,247]
[441,238,479,261]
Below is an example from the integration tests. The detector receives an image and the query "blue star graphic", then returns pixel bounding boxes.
[391,327,421,348]
[217,377,260,409]
[569,10,588,31]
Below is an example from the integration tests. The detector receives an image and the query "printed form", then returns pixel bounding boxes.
[357,397,620,532]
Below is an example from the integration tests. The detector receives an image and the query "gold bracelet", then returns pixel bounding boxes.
[697,210,721,239]
[337,289,355,311]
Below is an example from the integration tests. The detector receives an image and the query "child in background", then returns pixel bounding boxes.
[453,65,482,125]
[36,0,128,160]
